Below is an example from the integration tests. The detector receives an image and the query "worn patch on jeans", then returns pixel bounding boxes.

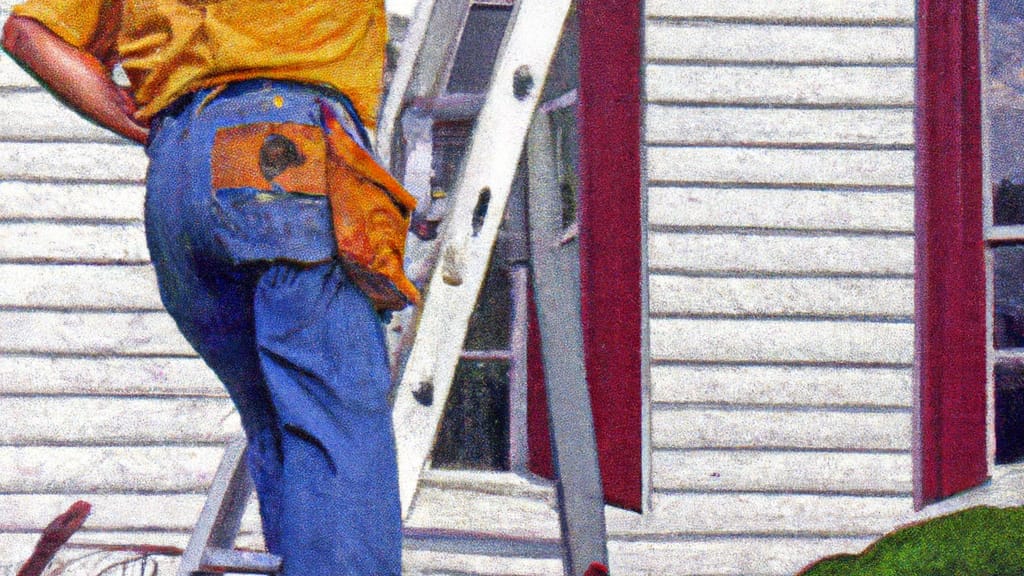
[212,122,327,195]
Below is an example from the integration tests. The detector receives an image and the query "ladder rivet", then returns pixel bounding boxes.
[413,380,434,406]
[513,65,534,100]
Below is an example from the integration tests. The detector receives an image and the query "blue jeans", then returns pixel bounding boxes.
[144,80,401,576]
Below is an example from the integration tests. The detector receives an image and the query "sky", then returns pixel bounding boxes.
[385,0,416,18]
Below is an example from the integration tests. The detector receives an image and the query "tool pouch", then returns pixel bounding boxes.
[319,102,421,311]
[209,113,420,311]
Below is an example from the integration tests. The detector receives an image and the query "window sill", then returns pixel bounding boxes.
[910,463,1024,522]
[419,468,557,503]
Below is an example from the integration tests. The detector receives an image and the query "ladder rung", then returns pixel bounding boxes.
[199,547,282,574]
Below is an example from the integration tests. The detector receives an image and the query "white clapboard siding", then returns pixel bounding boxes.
[649,233,913,276]
[0,536,559,576]
[606,493,912,537]
[649,187,914,232]
[0,533,195,575]
[608,537,875,576]
[649,147,913,187]
[646,66,914,107]
[651,315,909,360]
[645,0,914,23]
[0,397,238,445]
[0,311,192,355]
[0,90,123,143]
[652,450,912,494]
[0,265,161,310]
[0,223,148,263]
[646,23,914,65]
[0,182,144,221]
[651,365,913,408]
[651,407,911,451]
[650,318,913,365]
[646,107,913,147]
[0,54,34,88]
[0,446,223,493]
[0,142,146,182]
[650,276,913,318]
[0,494,259,532]
[403,550,562,576]
[0,356,223,396]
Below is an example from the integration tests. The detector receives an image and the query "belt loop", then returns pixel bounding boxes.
[193,84,229,118]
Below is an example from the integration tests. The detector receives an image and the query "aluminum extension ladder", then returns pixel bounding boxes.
[177,0,607,573]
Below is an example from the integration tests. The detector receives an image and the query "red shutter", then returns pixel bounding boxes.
[915,0,989,507]
[527,0,643,513]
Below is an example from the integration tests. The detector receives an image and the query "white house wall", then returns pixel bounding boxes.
[0,13,247,564]
[630,0,918,573]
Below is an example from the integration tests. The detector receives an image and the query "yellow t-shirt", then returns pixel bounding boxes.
[12,0,387,126]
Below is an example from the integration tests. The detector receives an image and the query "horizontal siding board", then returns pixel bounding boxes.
[0,536,539,572]
[649,276,913,317]
[0,397,238,445]
[403,550,562,576]
[650,365,912,408]
[652,407,912,451]
[649,233,913,276]
[0,356,223,396]
[0,537,878,576]
[608,537,874,576]
[648,147,914,187]
[0,55,35,88]
[0,91,122,142]
[0,223,149,263]
[646,65,914,107]
[648,187,914,232]
[650,318,913,364]
[0,494,257,532]
[0,264,161,310]
[0,446,223,493]
[645,0,915,24]
[646,106,913,147]
[0,182,144,221]
[607,493,913,536]
[0,311,192,355]
[645,23,914,64]
[0,142,146,182]
[0,533,189,568]
[653,450,912,494]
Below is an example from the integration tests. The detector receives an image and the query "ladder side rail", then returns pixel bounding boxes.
[178,437,259,576]
[376,0,473,166]
[392,0,574,518]
[526,110,608,576]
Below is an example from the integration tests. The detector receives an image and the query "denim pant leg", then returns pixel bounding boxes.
[145,81,401,574]
[254,262,401,576]
[144,113,287,552]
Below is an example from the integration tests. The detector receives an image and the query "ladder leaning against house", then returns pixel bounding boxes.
[175,0,609,574]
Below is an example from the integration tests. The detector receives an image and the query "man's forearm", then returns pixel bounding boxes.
[1,15,148,144]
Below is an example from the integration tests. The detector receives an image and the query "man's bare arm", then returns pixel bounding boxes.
[1,15,148,144]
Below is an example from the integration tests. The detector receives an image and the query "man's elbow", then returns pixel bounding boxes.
[2,15,30,59]
[2,15,50,63]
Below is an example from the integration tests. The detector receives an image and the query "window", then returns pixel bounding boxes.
[392,0,644,511]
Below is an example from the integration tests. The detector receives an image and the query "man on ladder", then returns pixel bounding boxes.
[4,0,613,572]
[2,1,417,574]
